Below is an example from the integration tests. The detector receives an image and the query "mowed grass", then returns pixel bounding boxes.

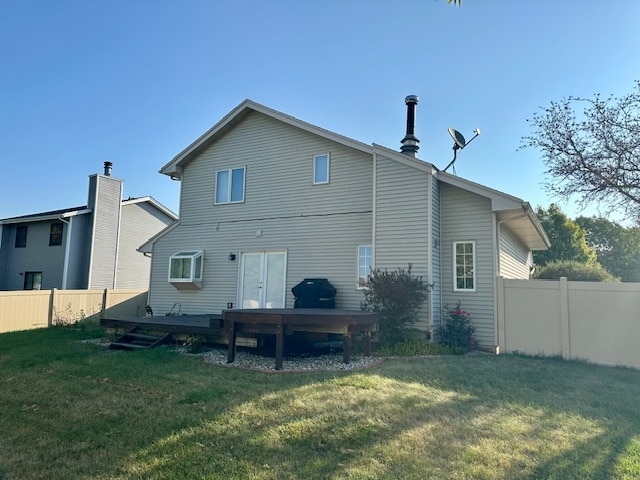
[1,322,639,479]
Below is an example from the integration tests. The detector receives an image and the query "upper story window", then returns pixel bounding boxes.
[215,167,245,204]
[49,222,64,246]
[454,241,476,292]
[15,226,27,248]
[313,154,330,185]
[169,250,204,289]
[357,245,373,289]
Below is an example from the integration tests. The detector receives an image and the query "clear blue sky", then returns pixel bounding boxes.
[2,1,639,222]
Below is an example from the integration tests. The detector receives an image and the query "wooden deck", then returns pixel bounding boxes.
[102,309,380,369]
[101,314,224,337]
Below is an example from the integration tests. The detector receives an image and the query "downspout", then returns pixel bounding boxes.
[372,152,377,270]
[427,171,434,335]
[59,216,72,289]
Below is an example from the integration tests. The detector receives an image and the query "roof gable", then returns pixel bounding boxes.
[160,100,441,179]
[160,100,379,179]
[1,198,177,225]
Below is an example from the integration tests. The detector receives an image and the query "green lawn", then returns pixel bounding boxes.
[1,322,639,480]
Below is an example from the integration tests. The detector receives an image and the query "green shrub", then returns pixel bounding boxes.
[534,260,619,282]
[437,302,475,352]
[361,264,430,347]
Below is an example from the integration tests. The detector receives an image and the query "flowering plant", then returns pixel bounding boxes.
[437,301,475,351]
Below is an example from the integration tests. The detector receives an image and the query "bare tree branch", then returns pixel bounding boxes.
[521,80,640,221]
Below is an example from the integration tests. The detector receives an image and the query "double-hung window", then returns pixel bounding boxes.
[453,241,476,291]
[215,167,245,204]
[15,226,27,248]
[169,250,204,289]
[49,222,64,246]
[357,245,373,289]
[313,154,330,185]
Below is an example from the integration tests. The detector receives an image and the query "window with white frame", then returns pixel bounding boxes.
[215,167,245,204]
[357,245,373,289]
[313,154,330,185]
[169,250,204,289]
[453,241,476,291]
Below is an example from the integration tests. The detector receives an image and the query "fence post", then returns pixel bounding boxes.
[496,276,505,355]
[102,289,108,314]
[48,289,57,327]
[559,277,571,359]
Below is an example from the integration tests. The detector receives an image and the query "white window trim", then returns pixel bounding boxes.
[312,154,330,185]
[214,166,246,205]
[169,250,204,287]
[357,244,373,290]
[453,241,476,292]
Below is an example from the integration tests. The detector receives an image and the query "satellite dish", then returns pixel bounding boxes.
[443,127,481,173]
[448,128,467,149]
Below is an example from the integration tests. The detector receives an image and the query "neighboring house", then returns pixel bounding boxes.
[0,163,177,291]
[141,98,550,351]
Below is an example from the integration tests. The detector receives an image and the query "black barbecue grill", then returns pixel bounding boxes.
[292,278,336,309]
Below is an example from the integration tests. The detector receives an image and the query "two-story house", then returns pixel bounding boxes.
[141,98,549,351]
[0,163,177,291]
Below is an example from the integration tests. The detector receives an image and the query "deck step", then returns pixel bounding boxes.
[109,327,173,350]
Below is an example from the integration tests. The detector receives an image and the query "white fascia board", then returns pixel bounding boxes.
[0,209,92,225]
[122,196,178,220]
[437,171,524,211]
[372,144,437,174]
[137,220,179,254]
[160,99,374,179]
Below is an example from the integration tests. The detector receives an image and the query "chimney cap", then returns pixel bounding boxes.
[103,161,113,176]
[405,95,419,104]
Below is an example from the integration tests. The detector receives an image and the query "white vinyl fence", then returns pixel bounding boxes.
[497,277,640,369]
[0,289,147,333]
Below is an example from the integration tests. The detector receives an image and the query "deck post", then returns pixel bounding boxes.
[275,323,284,370]
[227,321,237,364]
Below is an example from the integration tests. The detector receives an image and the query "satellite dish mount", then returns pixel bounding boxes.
[443,127,480,173]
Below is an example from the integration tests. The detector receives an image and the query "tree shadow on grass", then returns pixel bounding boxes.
[109,354,640,479]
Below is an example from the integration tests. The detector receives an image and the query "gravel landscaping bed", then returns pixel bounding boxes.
[87,338,383,372]
[197,346,384,372]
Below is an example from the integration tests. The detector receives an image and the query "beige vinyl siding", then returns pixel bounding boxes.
[499,224,533,279]
[149,213,372,315]
[1,221,66,290]
[88,175,123,289]
[440,183,496,348]
[179,111,372,226]
[373,155,430,328]
[149,110,373,314]
[116,202,174,289]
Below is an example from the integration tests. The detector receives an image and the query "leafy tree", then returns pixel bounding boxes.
[533,204,597,266]
[575,216,640,282]
[361,264,429,346]
[522,81,640,220]
[534,260,619,282]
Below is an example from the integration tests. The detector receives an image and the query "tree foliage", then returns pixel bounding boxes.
[533,204,597,266]
[361,264,429,346]
[534,260,619,282]
[522,81,640,220]
[575,216,640,282]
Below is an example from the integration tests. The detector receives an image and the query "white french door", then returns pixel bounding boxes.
[239,251,287,309]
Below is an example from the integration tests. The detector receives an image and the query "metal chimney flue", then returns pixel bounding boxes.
[103,161,113,176]
[400,95,420,157]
